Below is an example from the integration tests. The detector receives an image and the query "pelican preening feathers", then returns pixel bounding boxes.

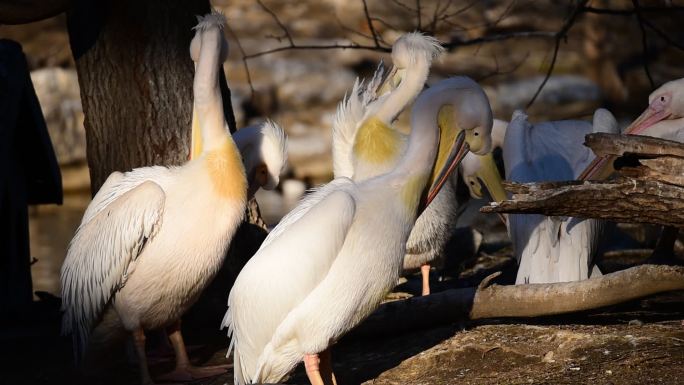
[333,34,501,295]
[57,8,684,385]
[224,74,495,385]
[60,13,287,384]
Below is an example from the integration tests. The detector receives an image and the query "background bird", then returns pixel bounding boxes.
[223,77,494,385]
[463,109,618,284]
[60,13,246,384]
[232,120,288,199]
[580,77,684,181]
[333,34,502,295]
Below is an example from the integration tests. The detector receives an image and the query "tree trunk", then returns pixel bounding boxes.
[67,0,237,193]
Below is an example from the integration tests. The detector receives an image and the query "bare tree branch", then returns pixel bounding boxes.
[526,0,588,108]
[444,30,556,49]
[632,0,655,89]
[224,23,256,97]
[582,5,684,15]
[232,0,680,102]
[642,17,684,52]
[476,52,530,82]
[362,0,382,48]
[256,0,294,46]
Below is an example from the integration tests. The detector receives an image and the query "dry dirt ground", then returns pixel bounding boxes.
[199,295,684,385]
[3,284,683,385]
[4,232,684,385]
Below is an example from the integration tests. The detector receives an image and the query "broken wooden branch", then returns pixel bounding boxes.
[351,265,684,338]
[481,178,684,227]
[481,133,684,227]
[585,132,684,158]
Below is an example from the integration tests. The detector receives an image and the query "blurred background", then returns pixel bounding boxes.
[1,0,683,299]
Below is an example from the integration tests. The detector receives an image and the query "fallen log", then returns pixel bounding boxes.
[351,265,684,338]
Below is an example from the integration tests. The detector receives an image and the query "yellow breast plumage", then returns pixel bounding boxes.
[204,139,248,201]
[353,117,403,164]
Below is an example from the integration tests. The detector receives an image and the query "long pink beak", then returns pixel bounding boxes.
[577,105,671,181]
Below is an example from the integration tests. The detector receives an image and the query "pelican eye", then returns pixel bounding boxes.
[661,96,665,102]
[474,132,479,136]
[469,181,475,185]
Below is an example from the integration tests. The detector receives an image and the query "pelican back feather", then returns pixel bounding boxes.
[60,180,165,360]
[332,63,385,178]
[223,178,357,385]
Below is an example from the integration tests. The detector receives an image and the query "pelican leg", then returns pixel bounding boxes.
[319,349,338,385]
[132,328,154,385]
[156,321,230,382]
[421,264,431,296]
[304,349,336,385]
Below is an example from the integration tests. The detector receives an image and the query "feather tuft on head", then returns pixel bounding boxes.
[260,119,288,173]
[193,9,226,32]
[393,32,444,66]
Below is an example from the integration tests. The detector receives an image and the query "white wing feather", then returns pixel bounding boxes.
[260,178,355,248]
[60,179,165,359]
[332,64,385,178]
[223,178,356,385]
[505,110,613,283]
[80,166,173,226]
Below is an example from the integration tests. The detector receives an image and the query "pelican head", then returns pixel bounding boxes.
[435,76,494,154]
[623,78,684,136]
[377,32,444,94]
[190,12,229,64]
[233,120,288,198]
[458,118,508,203]
[420,77,495,206]
[460,152,507,203]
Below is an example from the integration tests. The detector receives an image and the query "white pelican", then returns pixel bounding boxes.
[232,121,288,198]
[462,109,619,284]
[333,32,443,180]
[334,34,501,295]
[61,13,246,384]
[580,77,684,180]
[223,77,494,385]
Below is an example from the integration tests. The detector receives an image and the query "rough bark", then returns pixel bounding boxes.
[481,178,684,227]
[585,133,684,158]
[352,265,684,337]
[469,265,684,318]
[481,134,684,227]
[67,0,237,193]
